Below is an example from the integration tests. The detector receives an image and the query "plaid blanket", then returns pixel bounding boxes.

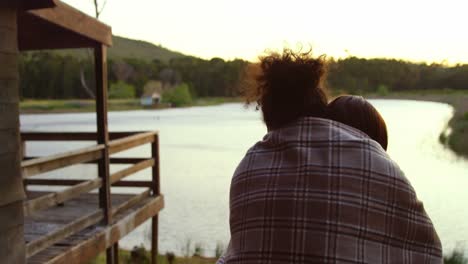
[218,117,442,264]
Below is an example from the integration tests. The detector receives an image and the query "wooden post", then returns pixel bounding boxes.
[0,6,26,264]
[151,134,160,264]
[94,44,116,264]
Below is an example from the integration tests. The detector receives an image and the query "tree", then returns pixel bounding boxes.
[162,83,192,107]
[93,0,107,19]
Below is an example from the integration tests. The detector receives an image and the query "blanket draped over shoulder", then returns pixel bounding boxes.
[218,117,442,264]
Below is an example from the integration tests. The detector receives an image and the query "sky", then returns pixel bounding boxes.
[63,0,468,64]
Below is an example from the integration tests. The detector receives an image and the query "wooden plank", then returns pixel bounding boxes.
[0,102,20,129]
[23,178,102,216]
[0,27,16,53]
[27,1,112,46]
[0,222,25,263]
[0,200,24,232]
[24,179,153,188]
[112,181,153,188]
[55,178,102,204]
[0,128,19,155]
[20,131,144,141]
[108,131,157,155]
[0,52,18,79]
[0,8,25,263]
[24,179,85,186]
[109,159,155,184]
[0,0,57,10]
[24,157,148,164]
[21,145,104,178]
[0,79,18,104]
[41,196,164,264]
[110,189,150,218]
[18,15,97,51]
[151,135,160,264]
[26,211,103,258]
[0,153,25,207]
[0,7,17,30]
[94,44,114,264]
[23,193,56,216]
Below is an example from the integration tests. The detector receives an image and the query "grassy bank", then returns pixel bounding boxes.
[88,248,216,264]
[365,89,468,159]
[20,97,242,114]
[89,247,467,264]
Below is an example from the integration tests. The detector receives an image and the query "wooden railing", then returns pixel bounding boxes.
[21,131,161,261]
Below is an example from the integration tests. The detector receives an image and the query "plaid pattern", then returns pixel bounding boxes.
[218,117,442,264]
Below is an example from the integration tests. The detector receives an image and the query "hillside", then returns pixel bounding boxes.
[51,35,188,62]
[109,36,187,62]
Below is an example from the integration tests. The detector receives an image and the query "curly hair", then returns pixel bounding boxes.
[243,48,329,130]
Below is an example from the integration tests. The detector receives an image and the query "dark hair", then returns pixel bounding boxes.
[243,48,329,130]
[327,95,388,150]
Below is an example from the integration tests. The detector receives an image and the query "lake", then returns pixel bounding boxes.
[21,99,468,257]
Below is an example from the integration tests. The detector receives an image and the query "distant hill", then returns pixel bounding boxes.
[51,35,188,62]
[108,36,187,62]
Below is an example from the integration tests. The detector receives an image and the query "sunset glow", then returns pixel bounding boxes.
[63,0,468,64]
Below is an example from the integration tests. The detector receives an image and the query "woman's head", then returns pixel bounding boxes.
[243,49,329,130]
[327,95,388,150]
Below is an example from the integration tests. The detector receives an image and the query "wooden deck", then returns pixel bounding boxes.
[21,131,163,263]
[25,191,164,263]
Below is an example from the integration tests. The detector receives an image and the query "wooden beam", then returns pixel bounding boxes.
[23,178,102,216]
[38,196,164,264]
[24,179,153,188]
[24,157,147,165]
[21,145,104,178]
[20,131,146,141]
[0,0,57,10]
[94,44,115,264]
[109,159,155,184]
[151,135,161,264]
[110,189,150,218]
[27,1,112,46]
[0,8,25,263]
[108,131,157,155]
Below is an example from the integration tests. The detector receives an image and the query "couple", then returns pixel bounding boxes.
[217,50,442,263]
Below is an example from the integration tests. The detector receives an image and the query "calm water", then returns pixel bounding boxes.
[21,100,468,256]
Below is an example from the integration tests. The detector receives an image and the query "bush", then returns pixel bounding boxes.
[444,248,468,264]
[162,83,193,107]
[109,81,136,99]
[376,84,390,96]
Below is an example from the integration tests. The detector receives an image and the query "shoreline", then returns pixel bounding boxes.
[19,97,242,114]
[365,92,468,159]
[20,93,467,158]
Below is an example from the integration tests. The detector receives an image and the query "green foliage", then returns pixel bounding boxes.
[109,81,136,99]
[215,241,225,258]
[162,83,193,107]
[377,84,390,96]
[444,248,468,264]
[463,112,468,121]
[18,37,468,101]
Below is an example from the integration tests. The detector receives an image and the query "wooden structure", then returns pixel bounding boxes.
[0,1,164,263]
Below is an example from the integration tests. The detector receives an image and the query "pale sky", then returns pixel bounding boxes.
[63,0,468,64]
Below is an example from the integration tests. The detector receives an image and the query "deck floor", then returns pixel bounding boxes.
[24,191,163,264]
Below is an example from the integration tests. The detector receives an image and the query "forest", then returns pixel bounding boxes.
[18,51,468,100]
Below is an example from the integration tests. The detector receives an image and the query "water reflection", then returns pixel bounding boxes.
[21,100,468,256]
